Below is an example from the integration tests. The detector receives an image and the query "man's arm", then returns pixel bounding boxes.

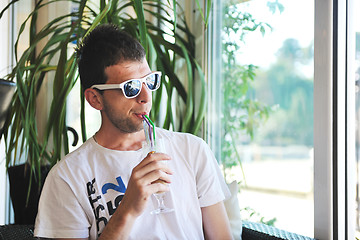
[201,201,233,240]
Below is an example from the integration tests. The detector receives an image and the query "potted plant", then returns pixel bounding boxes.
[1,0,209,224]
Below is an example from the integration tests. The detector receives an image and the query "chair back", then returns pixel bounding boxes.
[0,225,36,240]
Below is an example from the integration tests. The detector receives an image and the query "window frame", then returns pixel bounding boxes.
[207,0,357,238]
[0,0,15,225]
[314,0,356,238]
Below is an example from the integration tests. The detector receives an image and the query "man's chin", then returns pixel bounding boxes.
[121,123,144,134]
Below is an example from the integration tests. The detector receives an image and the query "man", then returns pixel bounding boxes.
[34,24,232,240]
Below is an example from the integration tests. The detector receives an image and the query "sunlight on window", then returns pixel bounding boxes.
[220,0,314,237]
[354,0,360,237]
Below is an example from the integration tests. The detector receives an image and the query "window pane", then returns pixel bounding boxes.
[355,0,360,236]
[220,0,314,236]
[1,0,35,224]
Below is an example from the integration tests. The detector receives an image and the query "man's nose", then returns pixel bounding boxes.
[136,82,152,103]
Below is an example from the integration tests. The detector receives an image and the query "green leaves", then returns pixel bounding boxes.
[195,0,212,28]
[133,0,147,49]
[2,0,208,187]
[3,0,91,177]
[221,1,272,172]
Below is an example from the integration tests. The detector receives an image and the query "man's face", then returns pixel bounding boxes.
[100,59,153,134]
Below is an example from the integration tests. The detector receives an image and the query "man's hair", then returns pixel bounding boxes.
[76,24,146,90]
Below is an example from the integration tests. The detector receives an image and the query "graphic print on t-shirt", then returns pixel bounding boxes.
[86,176,127,236]
[102,176,126,194]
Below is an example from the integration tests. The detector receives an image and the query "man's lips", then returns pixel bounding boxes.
[135,113,148,119]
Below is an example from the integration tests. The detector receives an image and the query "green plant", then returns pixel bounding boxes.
[220,0,282,226]
[1,0,209,187]
[241,206,277,226]
[221,0,277,176]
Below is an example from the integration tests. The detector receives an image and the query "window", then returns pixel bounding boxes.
[208,0,357,238]
[354,0,360,237]
[213,0,314,236]
[0,0,35,224]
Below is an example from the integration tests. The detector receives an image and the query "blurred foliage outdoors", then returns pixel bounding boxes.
[221,0,314,176]
[221,0,314,226]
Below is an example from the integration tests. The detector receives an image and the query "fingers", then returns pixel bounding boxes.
[133,153,172,176]
[120,176,170,217]
[147,181,170,193]
[132,161,172,186]
[137,152,171,168]
[129,152,173,192]
[146,167,173,184]
[115,152,173,218]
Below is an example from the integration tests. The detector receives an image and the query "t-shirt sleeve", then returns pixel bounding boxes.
[34,169,90,239]
[191,137,231,207]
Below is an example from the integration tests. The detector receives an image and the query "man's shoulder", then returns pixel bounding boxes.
[157,127,194,138]
[50,138,96,172]
[156,128,205,145]
[64,137,96,159]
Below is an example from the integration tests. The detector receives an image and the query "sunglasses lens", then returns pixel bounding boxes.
[123,80,141,98]
[146,73,161,90]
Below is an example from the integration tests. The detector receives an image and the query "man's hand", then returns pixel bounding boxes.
[98,152,172,239]
[120,152,172,216]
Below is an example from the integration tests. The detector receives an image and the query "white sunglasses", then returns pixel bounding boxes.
[91,71,162,99]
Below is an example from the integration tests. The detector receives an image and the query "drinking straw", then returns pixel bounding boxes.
[143,114,156,150]
[143,115,156,141]
[143,120,151,147]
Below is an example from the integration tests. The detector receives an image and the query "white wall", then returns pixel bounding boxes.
[0,1,11,77]
[0,0,11,225]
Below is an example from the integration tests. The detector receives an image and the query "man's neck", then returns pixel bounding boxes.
[94,128,145,151]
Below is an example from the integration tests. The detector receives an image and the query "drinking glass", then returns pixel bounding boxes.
[142,138,174,214]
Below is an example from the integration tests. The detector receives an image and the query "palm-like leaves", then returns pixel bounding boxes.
[1,0,209,187]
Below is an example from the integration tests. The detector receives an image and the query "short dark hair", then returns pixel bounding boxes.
[76,24,146,90]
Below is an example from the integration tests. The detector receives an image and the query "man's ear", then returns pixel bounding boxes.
[84,88,103,110]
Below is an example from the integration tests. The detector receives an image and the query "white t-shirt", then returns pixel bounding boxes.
[34,128,230,239]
